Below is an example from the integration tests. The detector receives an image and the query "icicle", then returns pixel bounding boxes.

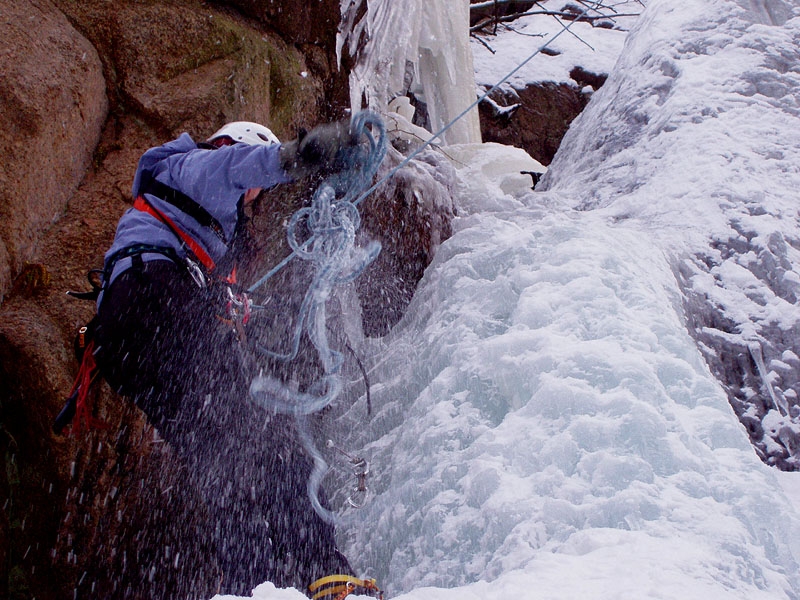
[338,0,481,145]
[748,341,789,416]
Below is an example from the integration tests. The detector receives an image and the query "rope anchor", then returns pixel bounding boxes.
[327,440,370,508]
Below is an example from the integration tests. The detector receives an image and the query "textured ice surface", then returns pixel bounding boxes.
[540,0,800,467]
[333,164,800,596]
[214,1,800,598]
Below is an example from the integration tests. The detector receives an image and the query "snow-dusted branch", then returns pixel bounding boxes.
[470,9,641,32]
[470,0,643,34]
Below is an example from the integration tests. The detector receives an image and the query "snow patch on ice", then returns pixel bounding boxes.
[540,0,800,467]
[471,0,641,91]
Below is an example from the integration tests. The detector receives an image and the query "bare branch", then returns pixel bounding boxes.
[470,10,640,33]
[471,33,498,54]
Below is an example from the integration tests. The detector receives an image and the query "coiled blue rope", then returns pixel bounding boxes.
[247,111,387,295]
[249,111,386,417]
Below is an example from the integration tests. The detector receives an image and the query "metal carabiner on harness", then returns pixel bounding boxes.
[225,287,252,324]
[184,256,207,288]
[224,286,252,342]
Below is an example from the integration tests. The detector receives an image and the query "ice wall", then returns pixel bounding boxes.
[325,0,800,596]
[540,0,800,468]
[338,0,481,145]
[331,143,800,597]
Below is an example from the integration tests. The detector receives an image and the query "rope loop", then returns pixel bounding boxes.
[251,110,387,414]
[249,111,388,523]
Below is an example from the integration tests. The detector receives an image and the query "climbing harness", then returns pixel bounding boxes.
[132,195,217,279]
[308,574,383,600]
[102,244,199,287]
[138,175,228,244]
[128,169,245,287]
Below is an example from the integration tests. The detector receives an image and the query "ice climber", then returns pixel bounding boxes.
[90,120,364,596]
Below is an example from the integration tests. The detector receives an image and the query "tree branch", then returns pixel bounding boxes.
[470,10,640,33]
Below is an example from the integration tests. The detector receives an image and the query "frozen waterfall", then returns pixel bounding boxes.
[216,0,800,598]
[337,0,481,145]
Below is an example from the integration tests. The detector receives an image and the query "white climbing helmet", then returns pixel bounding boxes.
[207,121,280,146]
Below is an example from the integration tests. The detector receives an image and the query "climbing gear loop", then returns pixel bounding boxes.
[224,287,252,342]
[226,287,252,326]
[53,338,109,435]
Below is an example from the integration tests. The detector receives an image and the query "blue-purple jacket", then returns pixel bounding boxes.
[100,133,292,303]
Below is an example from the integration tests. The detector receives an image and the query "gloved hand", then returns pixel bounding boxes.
[280,119,359,180]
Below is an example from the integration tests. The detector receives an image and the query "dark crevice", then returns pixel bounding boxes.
[675,243,800,471]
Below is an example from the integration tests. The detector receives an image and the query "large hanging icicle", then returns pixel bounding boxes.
[337,0,482,145]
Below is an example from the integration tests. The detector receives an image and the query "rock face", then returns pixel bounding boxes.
[0,1,459,598]
[0,0,107,300]
[478,76,604,166]
[53,0,328,140]
[470,0,536,28]
[220,0,352,111]
[357,146,457,337]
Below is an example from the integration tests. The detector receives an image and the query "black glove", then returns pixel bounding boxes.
[279,119,359,180]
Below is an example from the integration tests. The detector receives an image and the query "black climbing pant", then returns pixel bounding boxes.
[93,259,352,596]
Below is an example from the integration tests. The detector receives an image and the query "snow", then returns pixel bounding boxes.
[538,0,800,468]
[471,1,642,90]
[215,0,800,599]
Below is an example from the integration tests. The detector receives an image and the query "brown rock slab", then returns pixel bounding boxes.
[0,0,107,299]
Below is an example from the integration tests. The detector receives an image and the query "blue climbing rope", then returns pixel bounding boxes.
[248,110,387,523]
[249,112,386,418]
[247,111,387,295]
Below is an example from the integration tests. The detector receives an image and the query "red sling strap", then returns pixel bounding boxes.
[133,195,216,272]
